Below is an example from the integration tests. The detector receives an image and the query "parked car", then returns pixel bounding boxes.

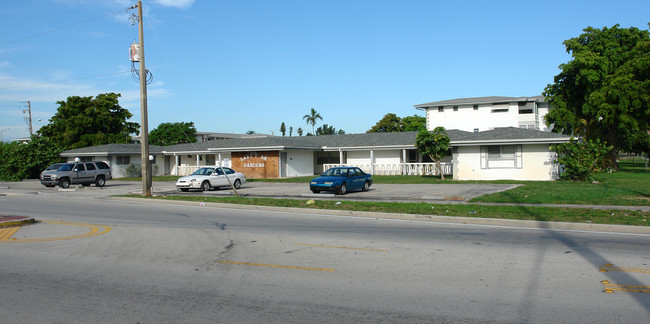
[309,166,372,195]
[40,161,112,188]
[175,166,246,192]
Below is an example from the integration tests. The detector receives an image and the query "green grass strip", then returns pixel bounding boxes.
[118,194,649,227]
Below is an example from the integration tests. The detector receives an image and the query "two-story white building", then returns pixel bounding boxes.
[414,96,552,132]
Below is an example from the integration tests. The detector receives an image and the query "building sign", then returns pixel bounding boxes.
[231,151,279,179]
[241,152,268,168]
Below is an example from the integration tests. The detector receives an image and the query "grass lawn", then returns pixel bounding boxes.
[469,159,650,206]
[122,194,649,226]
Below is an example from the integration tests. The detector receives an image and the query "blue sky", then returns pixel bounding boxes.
[1,0,648,141]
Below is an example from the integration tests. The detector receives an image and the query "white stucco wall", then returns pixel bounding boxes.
[426,102,551,132]
[107,154,165,178]
[454,144,558,181]
[285,150,314,177]
[427,103,519,132]
[346,150,403,165]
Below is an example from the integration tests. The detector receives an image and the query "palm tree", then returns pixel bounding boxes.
[302,107,323,135]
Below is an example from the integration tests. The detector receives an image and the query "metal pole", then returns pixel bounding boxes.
[137,1,151,196]
[27,101,33,135]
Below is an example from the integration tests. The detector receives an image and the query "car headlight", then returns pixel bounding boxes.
[310,181,316,184]
[190,179,196,183]
[324,182,333,185]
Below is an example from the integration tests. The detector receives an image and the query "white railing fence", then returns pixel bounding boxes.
[173,162,232,176]
[322,162,452,176]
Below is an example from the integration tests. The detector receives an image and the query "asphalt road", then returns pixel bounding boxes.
[1,191,649,323]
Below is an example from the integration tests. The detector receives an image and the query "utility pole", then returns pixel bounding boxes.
[22,101,33,136]
[133,1,151,196]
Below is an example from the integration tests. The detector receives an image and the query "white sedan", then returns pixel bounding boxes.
[175,167,246,192]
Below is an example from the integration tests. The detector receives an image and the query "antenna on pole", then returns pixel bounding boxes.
[21,101,33,136]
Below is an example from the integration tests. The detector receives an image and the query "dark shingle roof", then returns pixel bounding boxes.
[60,128,570,156]
[60,143,165,156]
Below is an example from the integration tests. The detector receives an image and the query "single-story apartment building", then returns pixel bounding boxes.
[60,127,571,181]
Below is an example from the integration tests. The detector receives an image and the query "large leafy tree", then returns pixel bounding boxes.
[543,23,650,169]
[415,127,450,180]
[303,107,323,135]
[149,122,197,146]
[402,115,426,132]
[367,113,404,133]
[38,93,139,150]
[0,135,62,181]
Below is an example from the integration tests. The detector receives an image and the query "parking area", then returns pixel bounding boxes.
[0,179,519,203]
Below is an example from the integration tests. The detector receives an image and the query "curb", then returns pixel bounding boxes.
[113,197,650,235]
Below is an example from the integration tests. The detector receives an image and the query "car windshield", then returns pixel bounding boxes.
[58,163,76,171]
[322,168,347,177]
[191,168,213,176]
[46,164,63,171]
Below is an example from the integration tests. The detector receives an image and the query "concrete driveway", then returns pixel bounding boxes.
[1,179,518,203]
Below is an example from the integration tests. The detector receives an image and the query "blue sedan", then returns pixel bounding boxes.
[309,167,372,195]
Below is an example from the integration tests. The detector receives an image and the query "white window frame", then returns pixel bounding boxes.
[480,145,522,169]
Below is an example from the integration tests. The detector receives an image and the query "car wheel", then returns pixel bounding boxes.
[59,178,70,189]
[179,188,189,192]
[311,189,320,194]
[362,181,370,192]
[337,183,347,195]
[201,181,211,192]
[96,176,106,187]
[233,179,241,189]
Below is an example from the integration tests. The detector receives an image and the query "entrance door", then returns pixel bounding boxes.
[280,152,287,177]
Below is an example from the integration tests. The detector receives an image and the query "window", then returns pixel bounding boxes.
[437,106,444,112]
[518,102,534,114]
[481,145,522,169]
[491,103,509,113]
[75,164,86,171]
[487,145,515,159]
[95,162,110,169]
[473,105,478,110]
[453,106,458,111]
[474,128,479,133]
[116,156,130,165]
[85,163,96,171]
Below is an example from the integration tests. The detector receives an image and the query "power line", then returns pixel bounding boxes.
[0,7,132,47]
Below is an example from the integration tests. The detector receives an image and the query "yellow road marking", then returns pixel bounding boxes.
[294,243,387,252]
[0,227,20,240]
[0,220,111,243]
[601,281,650,294]
[599,264,650,274]
[218,261,335,272]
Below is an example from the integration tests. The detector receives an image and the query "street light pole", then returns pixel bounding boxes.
[135,1,151,196]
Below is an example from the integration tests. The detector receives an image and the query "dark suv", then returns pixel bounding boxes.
[40,161,112,188]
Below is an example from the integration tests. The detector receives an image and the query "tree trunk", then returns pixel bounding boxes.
[435,160,445,180]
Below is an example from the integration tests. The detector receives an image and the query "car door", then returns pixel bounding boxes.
[72,163,87,184]
[347,168,363,190]
[210,167,227,187]
[85,162,98,183]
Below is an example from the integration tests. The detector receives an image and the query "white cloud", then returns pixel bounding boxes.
[152,0,196,9]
